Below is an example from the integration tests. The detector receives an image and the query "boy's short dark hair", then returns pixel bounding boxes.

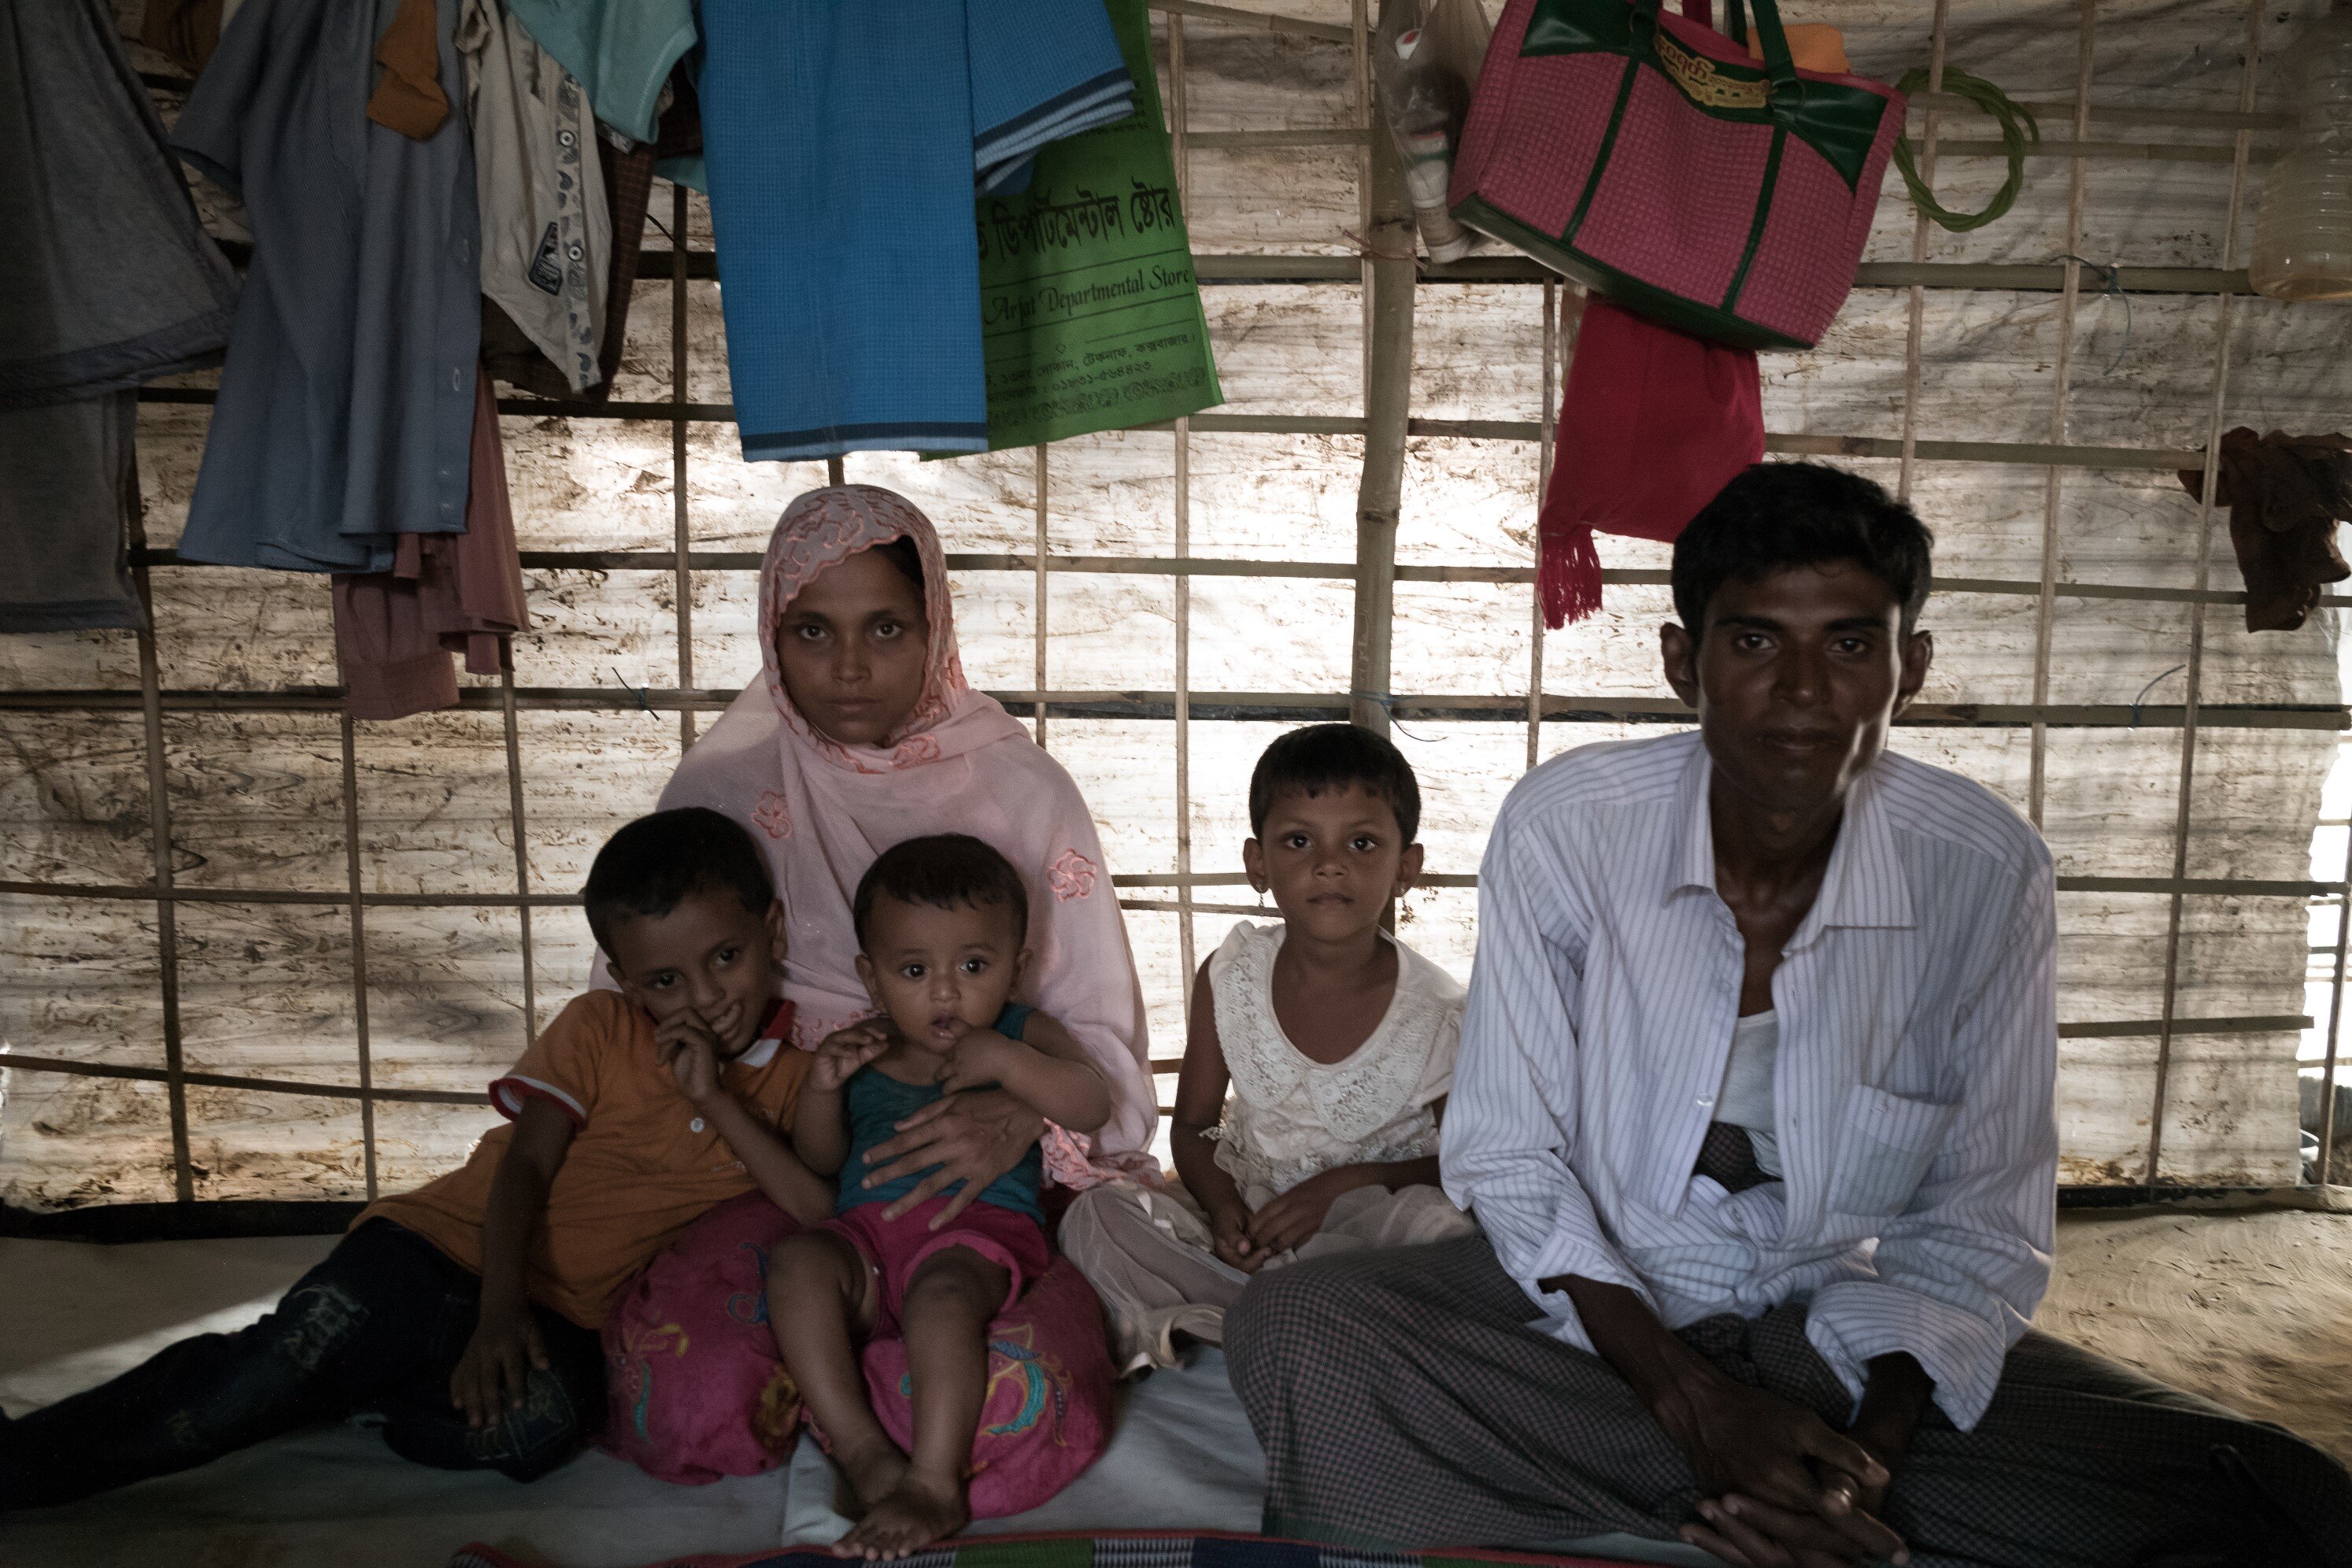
[1248,723,1422,845]
[1672,462,1934,637]
[853,833,1029,949]
[584,807,775,959]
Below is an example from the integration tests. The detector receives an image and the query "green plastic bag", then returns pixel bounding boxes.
[971,0,1223,449]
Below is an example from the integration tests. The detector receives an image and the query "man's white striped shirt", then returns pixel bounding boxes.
[1440,729,2058,1429]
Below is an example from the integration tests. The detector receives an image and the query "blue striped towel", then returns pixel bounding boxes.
[700,0,1133,462]
[971,0,1133,191]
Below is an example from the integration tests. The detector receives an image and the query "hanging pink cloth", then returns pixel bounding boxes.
[331,364,530,719]
[1539,296,1764,626]
[627,485,1158,1185]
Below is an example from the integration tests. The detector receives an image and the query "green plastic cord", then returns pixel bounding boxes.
[1891,67,2040,232]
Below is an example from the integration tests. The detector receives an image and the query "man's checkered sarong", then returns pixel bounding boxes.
[1226,1236,2352,1567]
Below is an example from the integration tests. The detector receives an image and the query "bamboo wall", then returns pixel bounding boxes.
[1,0,2346,1207]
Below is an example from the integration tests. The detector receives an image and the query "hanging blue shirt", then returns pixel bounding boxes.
[501,0,696,146]
[693,0,1128,463]
[837,1003,1043,1222]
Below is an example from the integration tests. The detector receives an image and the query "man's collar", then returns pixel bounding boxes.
[1666,738,1914,932]
[1667,740,1719,897]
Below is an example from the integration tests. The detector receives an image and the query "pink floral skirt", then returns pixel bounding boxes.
[599,1189,1115,1515]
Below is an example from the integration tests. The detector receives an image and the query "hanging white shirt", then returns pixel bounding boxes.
[1441,729,2058,1430]
[459,0,609,392]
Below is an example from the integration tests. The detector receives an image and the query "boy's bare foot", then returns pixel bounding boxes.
[831,1435,910,1518]
[832,1468,969,1560]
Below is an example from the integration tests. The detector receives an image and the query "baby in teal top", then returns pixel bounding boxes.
[771,834,1111,1556]
[838,1001,1044,1221]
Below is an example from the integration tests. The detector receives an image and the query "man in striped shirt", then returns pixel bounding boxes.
[1227,464,2352,1566]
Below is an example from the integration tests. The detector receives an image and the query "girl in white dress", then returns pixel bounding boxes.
[1063,726,1476,1372]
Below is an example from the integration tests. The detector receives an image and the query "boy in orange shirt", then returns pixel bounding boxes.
[0,808,833,1510]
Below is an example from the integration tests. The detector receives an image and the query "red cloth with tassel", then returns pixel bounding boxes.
[1539,297,1765,627]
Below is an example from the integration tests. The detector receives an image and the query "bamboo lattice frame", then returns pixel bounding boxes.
[2,0,2343,1204]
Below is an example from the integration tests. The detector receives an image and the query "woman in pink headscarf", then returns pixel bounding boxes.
[597,486,1148,1494]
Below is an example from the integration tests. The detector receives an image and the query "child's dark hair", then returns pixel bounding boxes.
[583,807,775,959]
[868,535,925,602]
[1248,723,1421,845]
[1672,462,1933,637]
[853,833,1029,949]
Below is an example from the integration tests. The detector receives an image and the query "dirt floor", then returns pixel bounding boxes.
[2040,1206,2352,1463]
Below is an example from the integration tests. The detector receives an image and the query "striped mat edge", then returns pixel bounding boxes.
[449,1529,1629,1568]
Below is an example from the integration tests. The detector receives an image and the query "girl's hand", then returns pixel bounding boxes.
[656,1005,731,1109]
[813,1020,893,1093]
[1244,1166,1366,1257]
[864,1089,1043,1228]
[1209,1200,1265,1272]
[449,1303,548,1428]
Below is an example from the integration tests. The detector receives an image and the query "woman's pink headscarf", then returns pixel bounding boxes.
[646,486,1156,1182]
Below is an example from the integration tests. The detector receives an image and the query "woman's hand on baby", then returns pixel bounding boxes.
[813,1020,893,1092]
[450,1304,547,1428]
[1245,1167,1367,1257]
[867,1088,1044,1228]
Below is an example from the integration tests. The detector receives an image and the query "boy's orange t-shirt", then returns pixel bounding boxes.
[362,989,812,1328]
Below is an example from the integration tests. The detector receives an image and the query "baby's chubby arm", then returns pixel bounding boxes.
[941,1009,1111,1133]
[660,1005,834,1224]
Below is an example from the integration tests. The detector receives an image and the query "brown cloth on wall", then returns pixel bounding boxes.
[2177,427,2352,632]
[331,364,527,719]
[366,0,449,140]
[141,0,224,78]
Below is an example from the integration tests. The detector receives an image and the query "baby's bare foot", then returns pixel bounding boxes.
[831,1435,909,1520]
[833,1469,969,1560]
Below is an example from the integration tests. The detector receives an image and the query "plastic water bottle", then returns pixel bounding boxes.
[1377,28,1476,264]
[2250,0,2352,302]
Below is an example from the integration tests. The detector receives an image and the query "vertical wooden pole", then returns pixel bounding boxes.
[336,708,378,1201]
[671,183,697,752]
[126,449,193,1203]
[1350,118,1415,738]
[1895,0,1951,504]
[1034,445,1051,749]
[2147,0,2262,1189]
[2320,817,2352,1185]
[1170,11,1196,1021]
[1529,279,1557,772]
[2029,2,2097,830]
[500,670,538,1045]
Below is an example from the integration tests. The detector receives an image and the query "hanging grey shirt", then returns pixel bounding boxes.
[0,0,239,631]
[169,0,480,573]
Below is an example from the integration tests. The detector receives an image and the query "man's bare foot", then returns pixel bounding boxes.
[831,1435,909,1519]
[832,1468,969,1560]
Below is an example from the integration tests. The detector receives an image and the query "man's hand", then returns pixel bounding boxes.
[812,1019,893,1093]
[1826,1351,1930,1522]
[449,1303,547,1429]
[1208,1199,1265,1272]
[1681,1491,1910,1568]
[655,1003,738,1109]
[1244,1166,1367,1257]
[861,1088,1043,1229]
[1655,1377,1903,1567]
